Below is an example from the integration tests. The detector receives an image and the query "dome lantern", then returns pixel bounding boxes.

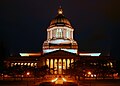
[58,6,63,14]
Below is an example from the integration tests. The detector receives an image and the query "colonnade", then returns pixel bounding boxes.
[47,28,73,40]
[45,58,74,74]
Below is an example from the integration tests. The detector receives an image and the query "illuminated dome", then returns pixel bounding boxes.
[49,7,72,28]
[49,39,71,44]
[43,6,78,54]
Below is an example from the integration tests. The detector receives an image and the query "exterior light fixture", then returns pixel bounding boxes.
[51,78,58,82]
[26,72,30,76]
[62,77,67,82]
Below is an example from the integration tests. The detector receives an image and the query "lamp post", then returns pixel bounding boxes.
[26,72,30,86]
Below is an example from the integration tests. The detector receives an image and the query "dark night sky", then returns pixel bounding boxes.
[0,0,120,57]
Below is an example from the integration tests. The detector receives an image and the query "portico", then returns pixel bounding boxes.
[46,58,73,74]
[41,50,80,75]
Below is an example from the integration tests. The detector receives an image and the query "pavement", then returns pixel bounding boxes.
[77,79,120,86]
[0,77,120,86]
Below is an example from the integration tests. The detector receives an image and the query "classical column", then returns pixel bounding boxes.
[30,63,31,67]
[74,58,75,64]
[54,59,57,74]
[49,31,50,39]
[50,31,52,39]
[66,59,67,70]
[62,59,63,74]
[47,31,48,39]
[70,31,72,39]
[45,59,46,65]
[53,59,54,74]
[68,30,70,39]
[57,59,59,74]
[71,31,73,39]
[26,63,27,66]
[49,59,51,74]
[70,59,71,69]
[63,29,64,38]
[64,29,66,38]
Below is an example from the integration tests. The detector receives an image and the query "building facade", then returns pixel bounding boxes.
[4,7,116,77]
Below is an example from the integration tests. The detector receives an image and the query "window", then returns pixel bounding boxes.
[56,29,63,38]
[66,29,70,38]
[52,29,56,38]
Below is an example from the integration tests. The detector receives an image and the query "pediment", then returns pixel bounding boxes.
[41,50,80,59]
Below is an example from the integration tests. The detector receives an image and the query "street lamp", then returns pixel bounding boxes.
[26,72,30,86]
[27,72,30,76]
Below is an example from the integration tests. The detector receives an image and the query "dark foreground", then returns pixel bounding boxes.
[78,79,120,86]
[0,79,120,86]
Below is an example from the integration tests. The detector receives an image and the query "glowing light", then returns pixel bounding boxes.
[66,29,69,38]
[62,49,77,54]
[31,63,33,67]
[50,59,53,68]
[43,49,59,53]
[43,49,77,54]
[88,71,91,75]
[18,63,20,65]
[59,10,62,14]
[110,62,113,66]
[67,59,70,68]
[51,78,58,82]
[59,66,62,68]
[20,53,41,57]
[28,63,30,66]
[62,78,67,82]
[79,53,101,56]
[26,72,30,76]
[58,7,63,14]
[20,53,29,56]
[50,39,71,44]
[91,74,93,77]
[94,74,96,77]
[15,63,17,65]
[21,63,23,65]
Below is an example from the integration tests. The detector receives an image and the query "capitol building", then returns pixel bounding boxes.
[5,6,114,76]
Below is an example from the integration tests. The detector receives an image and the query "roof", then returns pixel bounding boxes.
[48,6,72,28]
[40,50,80,59]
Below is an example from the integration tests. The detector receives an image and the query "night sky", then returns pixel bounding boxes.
[0,0,119,57]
